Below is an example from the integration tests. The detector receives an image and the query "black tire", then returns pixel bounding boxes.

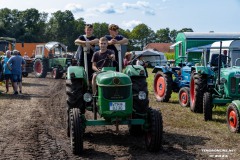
[129,77,148,136]
[145,108,163,152]
[190,73,207,113]
[178,87,190,107]
[66,103,70,137]
[153,71,172,102]
[52,68,61,79]
[203,92,212,121]
[66,79,85,112]
[131,77,149,114]
[33,58,48,78]
[227,103,240,133]
[22,72,28,77]
[70,108,84,155]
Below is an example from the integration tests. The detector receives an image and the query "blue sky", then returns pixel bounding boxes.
[0,0,239,32]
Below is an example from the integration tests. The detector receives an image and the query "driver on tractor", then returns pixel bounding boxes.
[91,37,115,95]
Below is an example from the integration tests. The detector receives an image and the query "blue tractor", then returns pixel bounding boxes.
[153,56,199,107]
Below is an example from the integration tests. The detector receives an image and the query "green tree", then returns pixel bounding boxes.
[170,29,178,42]
[130,23,155,50]
[92,22,109,38]
[19,8,48,42]
[155,28,171,43]
[178,28,193,32]
[46,10,76,50]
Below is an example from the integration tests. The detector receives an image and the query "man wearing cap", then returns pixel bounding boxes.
[105,24,128,71]
[7,50,26,94]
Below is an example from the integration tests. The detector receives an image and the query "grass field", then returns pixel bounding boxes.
[146,68,240,158]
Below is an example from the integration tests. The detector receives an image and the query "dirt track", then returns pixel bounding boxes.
[0,74,239,159]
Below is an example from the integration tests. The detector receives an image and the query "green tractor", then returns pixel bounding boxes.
[33,41,73,78]
[66,45,163,155]
[190,40,240,133]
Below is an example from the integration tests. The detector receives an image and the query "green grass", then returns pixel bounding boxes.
[146,68,232,129]
[165,52,174,60]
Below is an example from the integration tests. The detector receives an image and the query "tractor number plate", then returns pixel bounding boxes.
[109,102,125,111]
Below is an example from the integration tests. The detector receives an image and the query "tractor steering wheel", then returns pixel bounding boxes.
[96,57,117,70]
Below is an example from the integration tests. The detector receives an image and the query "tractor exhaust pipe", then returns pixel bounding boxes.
[218,41,222,85]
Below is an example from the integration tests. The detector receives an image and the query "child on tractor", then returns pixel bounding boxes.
[91,37,115,95]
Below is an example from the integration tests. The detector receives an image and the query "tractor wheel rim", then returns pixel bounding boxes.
[229,110,237,128]
[180,91,188,104]
[35,61,42,74]
[156,76,166,97]
[190,78,195,104]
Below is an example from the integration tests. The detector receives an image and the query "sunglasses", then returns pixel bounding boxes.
[85,24,93,28]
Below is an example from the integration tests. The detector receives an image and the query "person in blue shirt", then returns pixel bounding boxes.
[2,50,13,93]
[7,50,26,94]
[105,24,128,71]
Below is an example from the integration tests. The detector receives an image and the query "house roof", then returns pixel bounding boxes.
[144,43,173,53]
[183,32,240,39]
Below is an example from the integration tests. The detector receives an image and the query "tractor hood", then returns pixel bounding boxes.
[96,71,132,86]
[221,66,240,78]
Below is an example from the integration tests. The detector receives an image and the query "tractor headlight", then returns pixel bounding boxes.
[83,93,92,102]
[220,78,227,84]
[139,70,145,76]
[138,91,146,100]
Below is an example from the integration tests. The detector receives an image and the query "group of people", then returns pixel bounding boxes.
[74,23,148,95]
[1,50,26,94]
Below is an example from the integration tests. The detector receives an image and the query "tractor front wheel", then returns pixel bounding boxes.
[66,79,85,112]
[145,108,163,152]
[178,87,190,107]
[70,108,84,155]
[153,72,172,102]
[227,103,240,133]
[203,92,213,121]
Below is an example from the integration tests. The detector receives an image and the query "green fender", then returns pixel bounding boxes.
[66,66,86,79]
[124,65,146,77]
[231,100,240,111]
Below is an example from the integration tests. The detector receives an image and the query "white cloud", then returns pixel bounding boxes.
[122,1,155,15]
[144,9,155,15]
[65,3,84,13]
[122,1,150,9]
[122,20,142,30]
[95,2,123,14]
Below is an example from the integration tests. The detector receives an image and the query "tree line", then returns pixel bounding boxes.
[0,8,193,52]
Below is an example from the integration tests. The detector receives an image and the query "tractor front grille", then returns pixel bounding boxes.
[102,86,130,100]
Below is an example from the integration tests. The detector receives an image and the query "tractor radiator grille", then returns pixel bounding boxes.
[231,77,236,94]
[102,86,130,100]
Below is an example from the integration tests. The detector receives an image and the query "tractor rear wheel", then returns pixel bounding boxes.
[70,108,84,155]
[178,87,190,107]
[154,71,172,102]
[66,79,85,112]
[145,108,163,152]
[203,92,213,121]
[227,103,240,133]
[190,73,206,113]
[33,58,48,78]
